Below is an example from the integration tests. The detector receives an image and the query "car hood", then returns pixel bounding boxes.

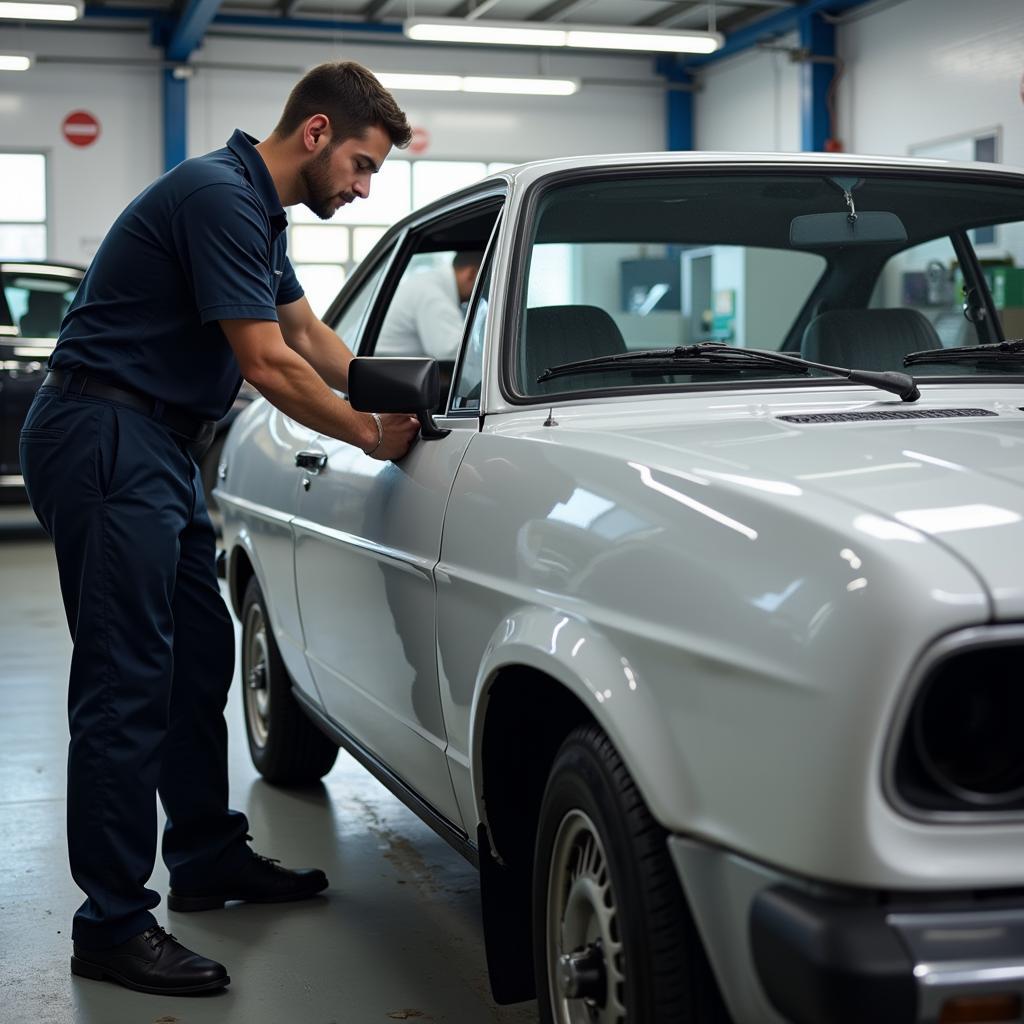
[549,388,1024,621]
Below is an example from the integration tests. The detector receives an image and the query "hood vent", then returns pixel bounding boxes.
[778,408,997,425]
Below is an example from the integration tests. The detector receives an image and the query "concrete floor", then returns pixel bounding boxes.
[0,512,540,1024]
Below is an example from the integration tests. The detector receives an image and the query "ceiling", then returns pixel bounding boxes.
[84,0,807,39]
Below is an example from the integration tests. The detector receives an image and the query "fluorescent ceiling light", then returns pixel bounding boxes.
[462,76,577,96]
[0,0,82,21]
[403,17,721,54]
[0,52,32,70]
[405,19,565,47]
[375,70,578,96]
[376,72,462,92]
[566,28,721,54]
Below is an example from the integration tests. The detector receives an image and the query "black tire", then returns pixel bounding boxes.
[533,724,732,1024]
[240,575,338,784]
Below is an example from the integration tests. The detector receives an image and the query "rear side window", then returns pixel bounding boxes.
[4,273,79,339]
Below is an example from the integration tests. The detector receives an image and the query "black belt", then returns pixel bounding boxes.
[43,370,215,443]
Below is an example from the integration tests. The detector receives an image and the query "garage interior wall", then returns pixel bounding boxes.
[5,0,1024,267]
[694,0,1024,162]
[0,26,662,266]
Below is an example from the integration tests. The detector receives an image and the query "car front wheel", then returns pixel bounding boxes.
[533,724,732,1024]
[240,575,338,784]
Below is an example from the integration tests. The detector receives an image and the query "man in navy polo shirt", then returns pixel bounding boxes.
[19,61,418,995]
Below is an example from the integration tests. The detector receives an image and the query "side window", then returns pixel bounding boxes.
[869,236,980,348]
[330,250,392,355]
[374,250,479,362]
[451,256,493,414]
[5,274,79,340]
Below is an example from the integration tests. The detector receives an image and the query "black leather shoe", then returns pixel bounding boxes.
[71,926,229,995]
[167,843,329,912]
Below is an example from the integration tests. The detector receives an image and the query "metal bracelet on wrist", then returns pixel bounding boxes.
[365,412,383,456]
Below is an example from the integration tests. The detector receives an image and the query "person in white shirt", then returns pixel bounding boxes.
[375,250,482,359]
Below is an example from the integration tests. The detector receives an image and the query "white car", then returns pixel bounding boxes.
[217,152,1024,1024]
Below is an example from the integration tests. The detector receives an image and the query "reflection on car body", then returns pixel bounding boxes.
[216,153,1024,1024]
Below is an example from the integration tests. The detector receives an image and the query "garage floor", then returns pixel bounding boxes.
[0,514,540,1024]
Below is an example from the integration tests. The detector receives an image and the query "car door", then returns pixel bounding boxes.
[293,194,504,829]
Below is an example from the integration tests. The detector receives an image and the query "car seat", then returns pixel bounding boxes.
[524,304,629,395]
[800,308,943,370]
[19,290,68,338]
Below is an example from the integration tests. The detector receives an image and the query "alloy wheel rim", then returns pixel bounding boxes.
[242,602,271,748]
[546,808,626,1024]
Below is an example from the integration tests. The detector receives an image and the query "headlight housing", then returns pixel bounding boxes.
[893,641,1024,817]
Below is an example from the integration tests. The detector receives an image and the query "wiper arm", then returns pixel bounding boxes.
[538,342,921,402]
[904,338,1024,366]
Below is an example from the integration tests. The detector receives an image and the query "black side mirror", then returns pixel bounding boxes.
[348,357,450,440]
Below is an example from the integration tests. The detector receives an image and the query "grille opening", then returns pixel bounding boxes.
[897,647,1024,813]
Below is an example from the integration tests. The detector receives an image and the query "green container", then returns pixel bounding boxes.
[983,266,1024,309]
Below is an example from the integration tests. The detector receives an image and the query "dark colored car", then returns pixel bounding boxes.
[0,260,84,504]
[0,259,252,514]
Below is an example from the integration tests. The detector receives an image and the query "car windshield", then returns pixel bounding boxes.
[514,171,1024,399]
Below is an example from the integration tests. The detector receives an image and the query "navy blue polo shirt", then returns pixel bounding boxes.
[52,130,304,420]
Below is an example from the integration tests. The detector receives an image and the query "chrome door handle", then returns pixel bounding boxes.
[295,450,327,474]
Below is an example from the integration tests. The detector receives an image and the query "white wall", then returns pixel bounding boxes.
[694,31,802,153]
[838,0,1024,167]
[190,36,664,163]
[694,0,1024,164]
[0,28,162,265]
[0,24,664,266]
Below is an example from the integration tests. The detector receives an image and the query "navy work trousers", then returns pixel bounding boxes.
[20,385,249,949]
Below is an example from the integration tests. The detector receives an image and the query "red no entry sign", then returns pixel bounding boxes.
[62,110,101,148]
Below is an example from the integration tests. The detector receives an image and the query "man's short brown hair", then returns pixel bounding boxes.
[274,60,412,149]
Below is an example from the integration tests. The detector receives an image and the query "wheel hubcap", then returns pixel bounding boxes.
[242,602,271,748]
[546,810,626,1023]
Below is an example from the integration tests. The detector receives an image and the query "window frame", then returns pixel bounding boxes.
[501,164,1024,407]
[356,187,507,363]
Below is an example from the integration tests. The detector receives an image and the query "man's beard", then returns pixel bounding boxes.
[300,146,354,221]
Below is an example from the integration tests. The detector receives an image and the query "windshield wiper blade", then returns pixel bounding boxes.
[904,338,1024,366]
[538,342,921,402]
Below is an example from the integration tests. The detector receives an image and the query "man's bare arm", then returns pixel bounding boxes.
[220,318,418,461]
[276,295,353,391]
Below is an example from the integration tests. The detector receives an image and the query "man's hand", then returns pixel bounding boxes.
[367,413,421,462]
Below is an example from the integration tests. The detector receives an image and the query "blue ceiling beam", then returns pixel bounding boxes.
[677,0,871,70]
[166,0,225,62]
[85,6,404,38]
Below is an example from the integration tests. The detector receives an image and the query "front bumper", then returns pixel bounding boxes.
[751,886,1024,1024]
[668,836,1024,1024]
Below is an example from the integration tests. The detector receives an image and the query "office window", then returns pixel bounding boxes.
[0,154,46,259]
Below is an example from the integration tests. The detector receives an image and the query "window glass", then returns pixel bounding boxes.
[5,274,78,338]
[451,257,493,413]
[0,225,46,260]
[291,224,349,264]
[331,252,391,354]
[413,162,487,208]
[0,154,45,221]
[374,251,472,361]
[294,264,346,318]
[353,226,388,263]
[517,172,1024,398]
[869,236,977,348]
[0,154,46,259]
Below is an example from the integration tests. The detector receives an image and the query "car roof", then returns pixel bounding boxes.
[482,150,1024,190]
